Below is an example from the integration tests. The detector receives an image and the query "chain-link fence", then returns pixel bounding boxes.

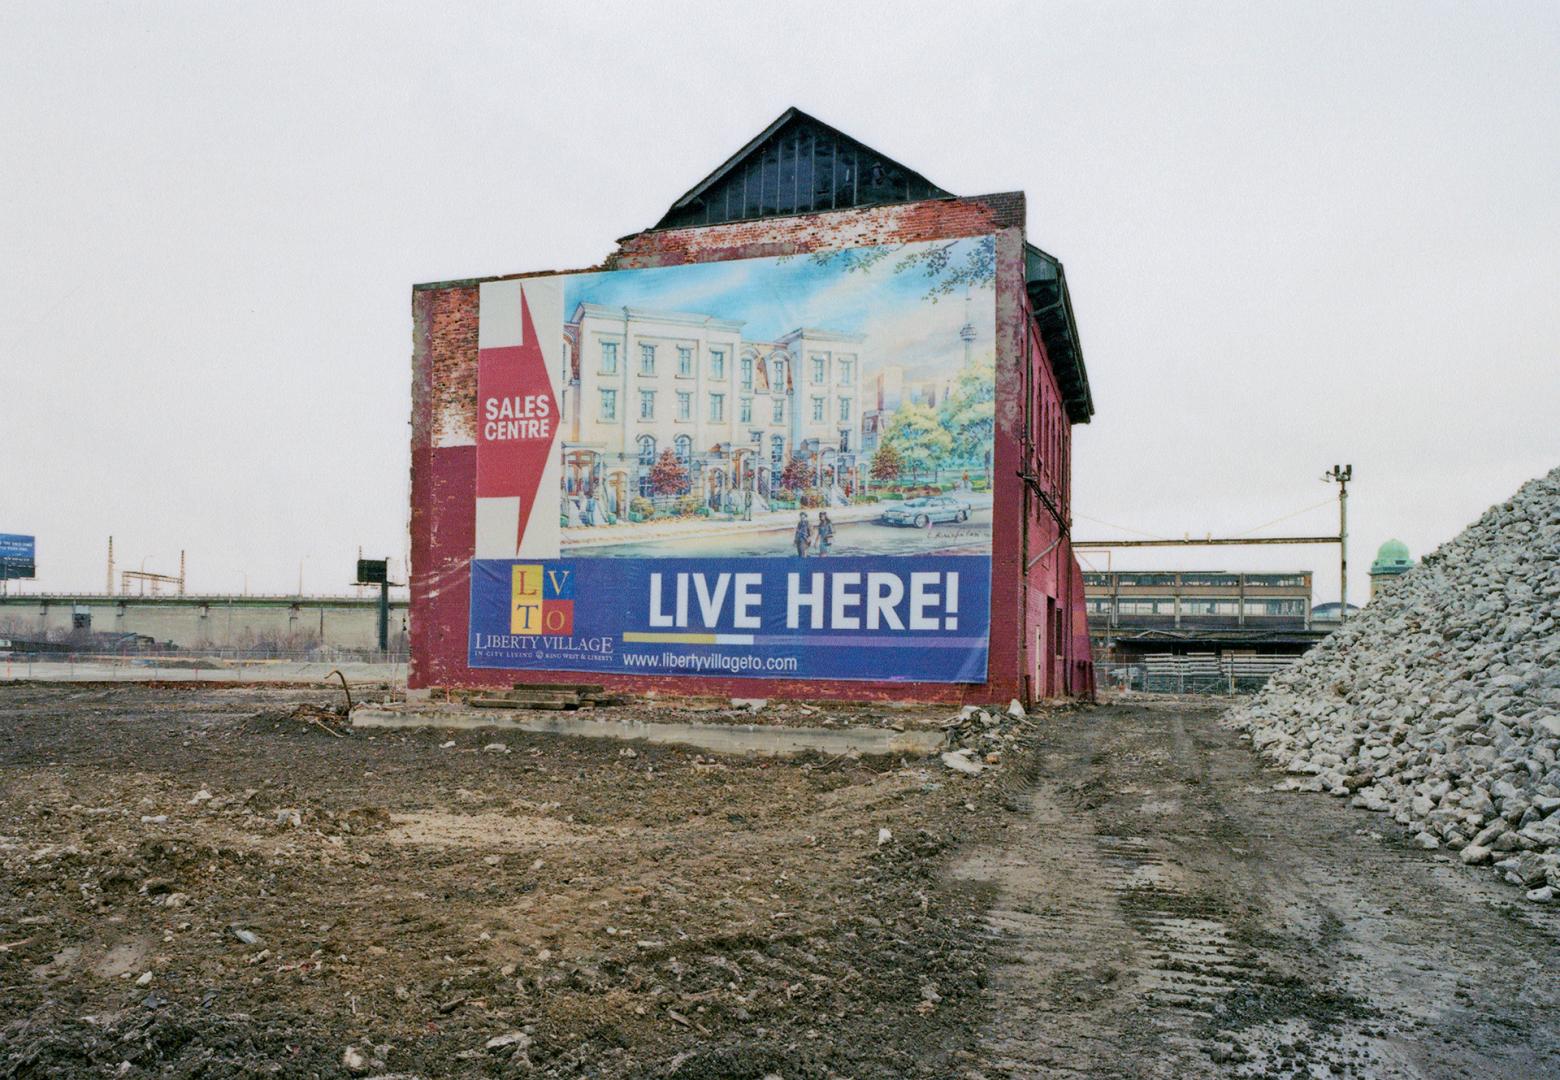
[1096,653,1299,695]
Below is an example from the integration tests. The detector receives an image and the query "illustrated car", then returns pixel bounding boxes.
[878,495,973,528]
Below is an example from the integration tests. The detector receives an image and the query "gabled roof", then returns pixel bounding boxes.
[643,108,1095,425]
[652,107,952,230]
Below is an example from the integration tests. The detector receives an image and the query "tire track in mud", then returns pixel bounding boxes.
[955,702,1560,1079]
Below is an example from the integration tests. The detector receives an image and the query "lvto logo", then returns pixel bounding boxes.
[510,565,575,634]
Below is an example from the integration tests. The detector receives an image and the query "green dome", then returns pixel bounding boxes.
[1371,538,1412,575]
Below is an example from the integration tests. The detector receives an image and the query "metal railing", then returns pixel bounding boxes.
[1096,652,1299,694]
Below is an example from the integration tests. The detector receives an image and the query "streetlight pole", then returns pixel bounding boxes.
[1325,465,1352,621]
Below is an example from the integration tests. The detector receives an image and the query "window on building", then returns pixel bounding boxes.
[771,435,785,467]
[1117,597,1174,616]
[600,341,618,374]
[600,389,617,420]
[811,355,826,384]
[838,397,851,422]
[771,359,785,387]
[675,391,691,420]
[1246,574,1307,588]
[811,397,825,422]
[639,390,655,419]
[772,398,784,423]
[838,357,855,385]
[639,344,656,375]
[710,394,725,422]
[677,346,692,377]
[675,434,692,464]
[710,349,725,380]
[638,435,656,465]
[739,397,752,423]
[740,357,753,389]
[1244,599,1305,616]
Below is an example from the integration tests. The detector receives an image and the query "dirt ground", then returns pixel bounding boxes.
[0,684,1025,1079]
[2,686,1557,1079]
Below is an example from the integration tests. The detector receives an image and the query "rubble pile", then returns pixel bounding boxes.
[939,700,1033,775]
[1227,467,1560,902]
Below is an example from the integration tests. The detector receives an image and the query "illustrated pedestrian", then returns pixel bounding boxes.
[817,511,835,555]
[794,512,812,557]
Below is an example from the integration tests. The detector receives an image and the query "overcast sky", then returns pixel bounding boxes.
[2,1,1556,604]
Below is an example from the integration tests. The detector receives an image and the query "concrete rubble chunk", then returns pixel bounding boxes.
[1460,844,1492,865]
[1225,466,1560,903]
[941,749,984,776]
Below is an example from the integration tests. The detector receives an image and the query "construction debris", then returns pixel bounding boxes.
[1228,466,1560,900]
[941,749,984,776]
[469,684,634,711]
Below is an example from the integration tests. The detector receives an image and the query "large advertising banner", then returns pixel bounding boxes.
[468,235,997,683]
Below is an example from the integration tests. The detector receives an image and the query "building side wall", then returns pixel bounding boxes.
[409,192,1092,702]
[1016,286,1091,699]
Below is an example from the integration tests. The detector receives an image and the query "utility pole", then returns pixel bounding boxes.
[1325,465,1352,621]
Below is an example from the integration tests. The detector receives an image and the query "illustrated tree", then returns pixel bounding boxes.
[881,404,952,483]
[869,441,904,484]
[805,234,996,301]
[648,448,689,496]
[939,353,996,468]
[780,455,812,493]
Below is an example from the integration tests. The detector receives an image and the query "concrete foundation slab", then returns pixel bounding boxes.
[350,703,947,758]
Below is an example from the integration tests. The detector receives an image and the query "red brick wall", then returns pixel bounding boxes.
[408,193,1094,702]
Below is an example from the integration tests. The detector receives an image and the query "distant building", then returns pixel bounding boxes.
[1369,538,1414,598]
[1310,601,1362,625]
[0,593,408,656]
[860,366,905,454]
[1084,570,1327,662]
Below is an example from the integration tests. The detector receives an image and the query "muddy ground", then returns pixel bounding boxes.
[0,684,1026,1079]
[956,697,1560,1078]
[1,686,1557,1079]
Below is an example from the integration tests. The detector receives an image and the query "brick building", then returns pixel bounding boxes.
[409,108,1096,702]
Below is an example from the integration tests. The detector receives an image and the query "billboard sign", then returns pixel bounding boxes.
[467,236,997,683]
[0,534,35,580]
